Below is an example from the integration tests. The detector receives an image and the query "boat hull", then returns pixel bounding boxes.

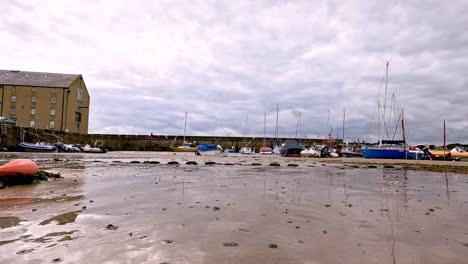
[18,142,57,152]
[361,148,407,159]
[281,148,302,157]
[196,144,222,156]
[172,147,197,152]
[430,149,468,159]
[197,150,223,156]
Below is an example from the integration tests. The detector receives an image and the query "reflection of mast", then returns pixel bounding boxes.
[445,172,450,203]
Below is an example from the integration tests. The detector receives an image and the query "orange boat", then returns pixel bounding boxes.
[0,159,39,176]
[430,147,468,159]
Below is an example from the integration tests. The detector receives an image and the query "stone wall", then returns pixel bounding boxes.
[0,125,329,151]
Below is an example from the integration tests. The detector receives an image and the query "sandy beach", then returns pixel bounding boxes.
[1,152,468,263]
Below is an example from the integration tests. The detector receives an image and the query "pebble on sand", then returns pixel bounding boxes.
[222,242,239,247]
[106,224,118,230]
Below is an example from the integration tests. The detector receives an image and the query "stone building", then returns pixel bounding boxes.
[0,70,90,134]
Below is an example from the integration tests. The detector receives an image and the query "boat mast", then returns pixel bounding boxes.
[263,112,267,147]
[183,112,187,144]
[377,101,381,145]
[443,120,446,157]
[299,111,302,144]
[242,115,248,148]
[383,61,389,132]
[401,109,406,147]
[275,104,279,145]
[342,108,345,146]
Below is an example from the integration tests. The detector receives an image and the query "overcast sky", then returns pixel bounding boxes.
[1,0,467,144]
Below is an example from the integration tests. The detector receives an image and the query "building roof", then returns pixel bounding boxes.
[0,70,81,88]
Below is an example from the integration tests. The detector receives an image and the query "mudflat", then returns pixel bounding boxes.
[1,152,468,264]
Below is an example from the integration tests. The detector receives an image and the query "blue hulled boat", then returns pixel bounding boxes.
[196,144,223,156]
[361,147,406,159]
[18,142,57,152]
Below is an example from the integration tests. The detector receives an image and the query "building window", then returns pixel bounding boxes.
[75,112,82,122]
[30,120,35,127]
[50,109,55,116]
[51,97,56,104]
[32,87,37,91]
[11,95,16,102]
[49,121,55,129]
[32,96,37,102]
[52,88,57,92]
[77,89,83,102]
[10,107,16,115]
[31,108,36,115]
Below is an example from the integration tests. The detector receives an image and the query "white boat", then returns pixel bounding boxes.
[82,144,107,153]
[239,115,253,154]
[260,112,273,155]
[240,147,253,154]
[301,147,319,157]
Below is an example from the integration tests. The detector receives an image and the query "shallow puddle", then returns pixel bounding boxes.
[0,216,21,229]
[39,211,80,225]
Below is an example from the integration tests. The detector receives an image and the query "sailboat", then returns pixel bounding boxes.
[339,108,362,157]
[260,112,273,154]
[362,62,409,159]
[171,112,197,152]
[272,104,281,154]
[240,115,253,154]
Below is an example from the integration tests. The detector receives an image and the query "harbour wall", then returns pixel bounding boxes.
[0,125,331,151]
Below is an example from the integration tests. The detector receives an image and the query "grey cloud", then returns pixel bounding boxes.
[0,0,466,143]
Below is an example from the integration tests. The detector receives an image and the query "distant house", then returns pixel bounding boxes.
[0,70,90,134]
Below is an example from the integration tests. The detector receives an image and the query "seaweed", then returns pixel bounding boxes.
[0,171,61,189]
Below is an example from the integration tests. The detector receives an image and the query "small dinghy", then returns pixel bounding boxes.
[18,142,57,152]
[0,159,39,176]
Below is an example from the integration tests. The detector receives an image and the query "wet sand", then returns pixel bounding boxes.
[1,152,468,263]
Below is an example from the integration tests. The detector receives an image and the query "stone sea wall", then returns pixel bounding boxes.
[0,125,327,151]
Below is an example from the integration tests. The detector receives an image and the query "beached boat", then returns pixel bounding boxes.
[260,146,273,155]
[196,144,223,156]
[82,144,107,153]
[224,146,237,154]
[18,142,57,152]
[260,112,273,155]
[0,159,39,176]
[172,143,197,152]
[340,147,362,157]
[429,147,468,159]
[54,142,81,152]
[171,112,197,152]
[240,147,253,154]
[301,146,319,157]
[362,62,410,160]
[239,115,254,154]
[280,140,302,157]
[361,144,407,159]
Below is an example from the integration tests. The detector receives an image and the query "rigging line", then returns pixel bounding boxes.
[391,113,402,140]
